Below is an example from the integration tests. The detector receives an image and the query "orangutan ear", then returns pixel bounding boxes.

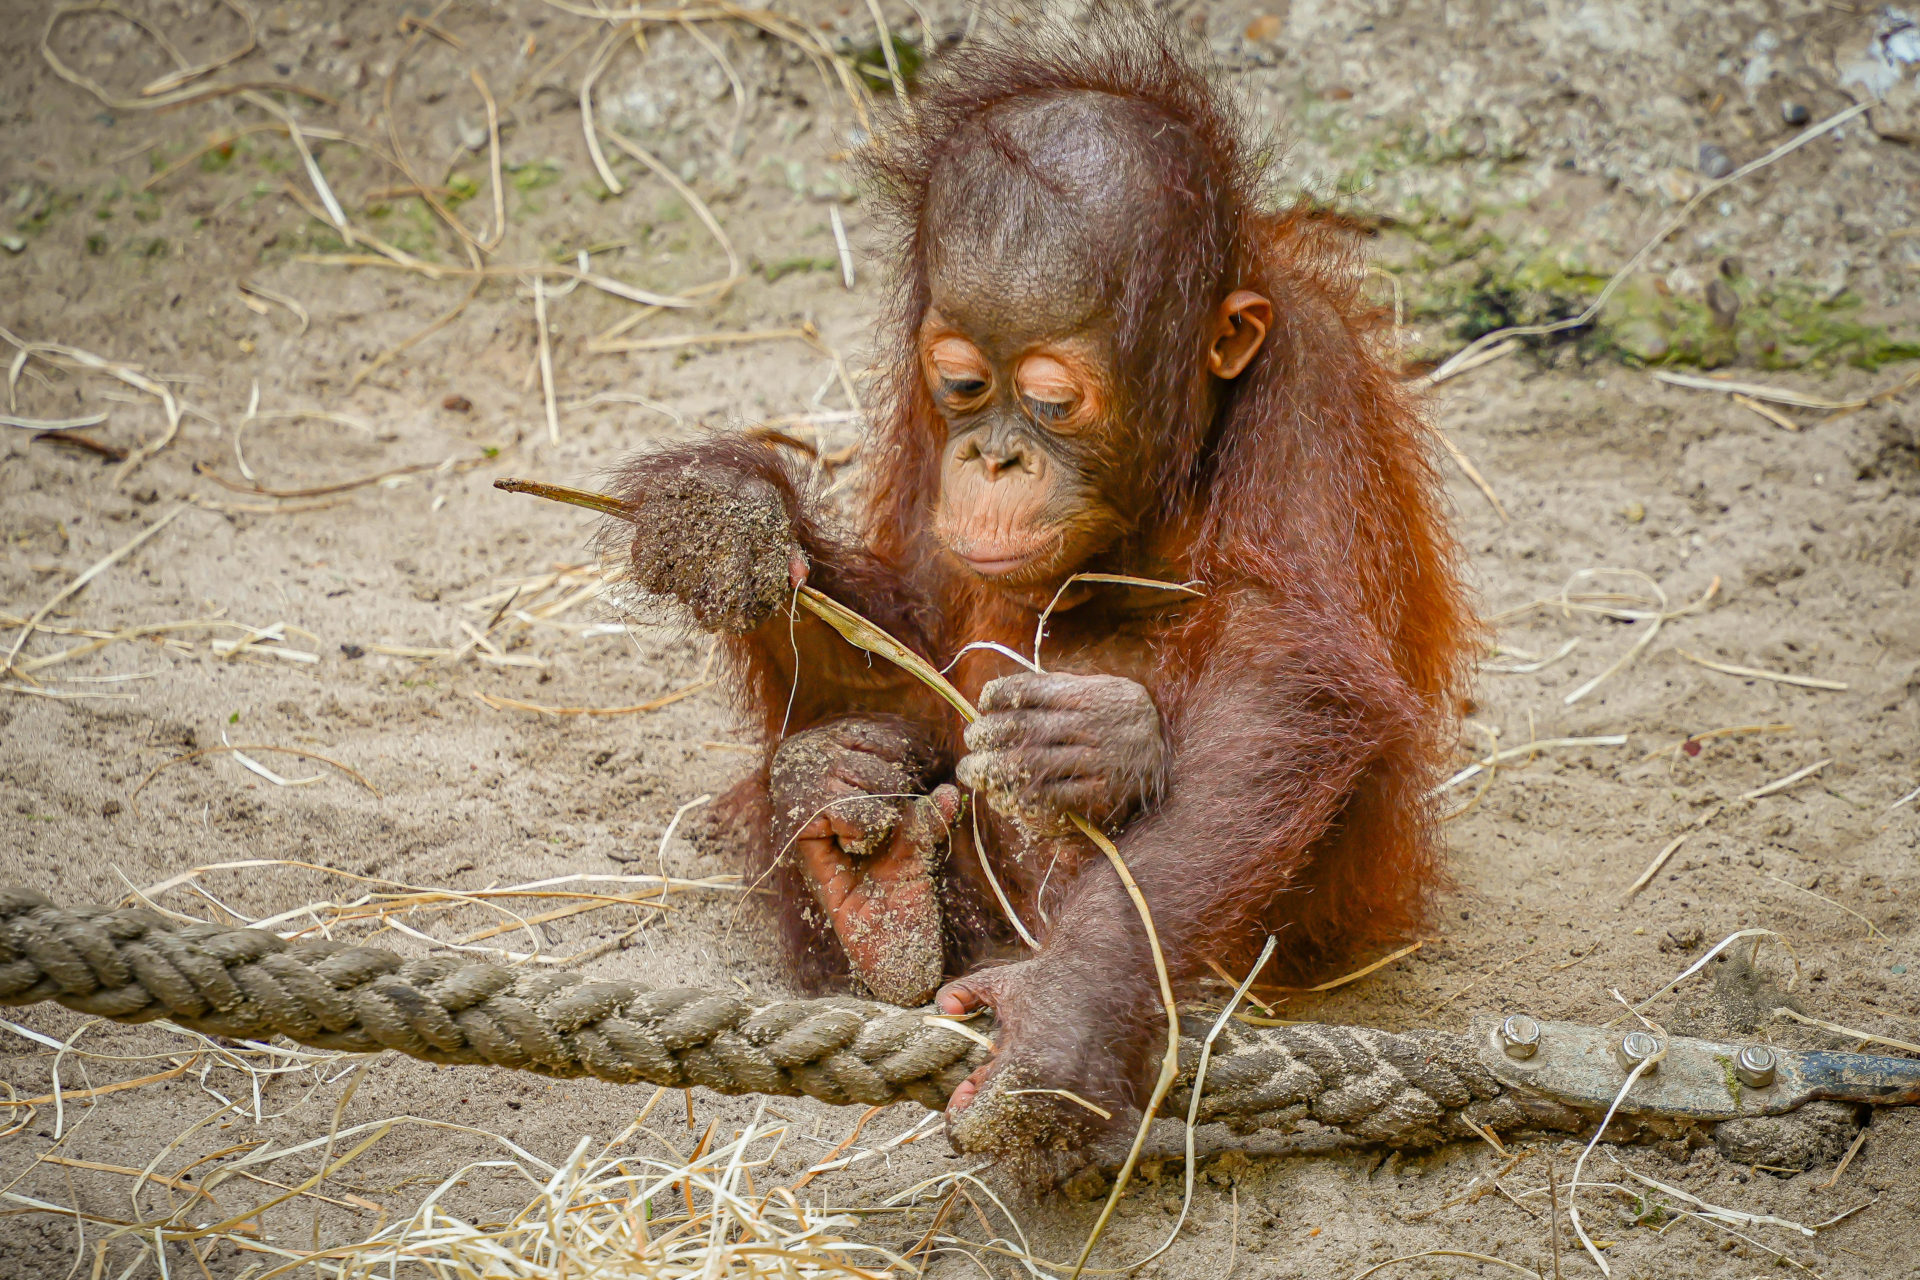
[1207,290,1272,379]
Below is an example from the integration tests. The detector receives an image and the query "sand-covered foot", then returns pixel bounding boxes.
[771,718,957,1005]
[796,784,958,1004]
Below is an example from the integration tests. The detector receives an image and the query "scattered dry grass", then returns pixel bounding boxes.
[129,743,380,811]
[0,1080,918,1280]
[1773,1008,1920,1057]
[104,857,744,968]
[1762,875,1886,940]
[1679,651,1849,692]
[241,1102,911,1279]
[470,681,714,717]
[1741,758,1833,801]
[1,504,188,679]
[1654,365,1920,414]
[1622,803,1723,899]
[0,1010,1031,1280]
[1636,722,1793,763]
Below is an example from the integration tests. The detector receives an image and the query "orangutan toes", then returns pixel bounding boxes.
[814,820,944,1005]
[944,1062,1103,1156]
[794,783,960,1006]
[769,718,959,1003]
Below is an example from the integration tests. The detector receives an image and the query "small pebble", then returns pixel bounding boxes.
[1781,101,1810,126]
[1894,964,1908,975]
[1697,143,1735,179]
[1706,278,1741,327]
[442,394,473,413]
[1244,13,1282,41]
[1614,318,1671,362]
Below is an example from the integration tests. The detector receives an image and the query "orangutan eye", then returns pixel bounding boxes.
[1014,354,1082,427]
[926,334,991,408]
[1023,394,1072,422]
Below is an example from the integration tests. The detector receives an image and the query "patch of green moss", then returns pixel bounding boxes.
[1395,237,1607,353]
[1754,284,1920,371]
[1396,233,1920,372]
[356,197,443,260]
[509,160,562,192]
[1591,275,1920,371]
[1626,1192,1672,1228]
[10,183,81,236]
[756,254,837,284]
[1331,124,1526,200]
[850,32,924,90]
[1716,1054,1743,1110]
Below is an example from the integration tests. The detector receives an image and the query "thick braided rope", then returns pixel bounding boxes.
[0,889,979,1112]
[0,888,1586,1146]
[1169,1017,1586,1146]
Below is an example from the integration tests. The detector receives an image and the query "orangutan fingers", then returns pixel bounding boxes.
[613,465,800,634]
[977,670,1109,714]
[957,743,1096,793]
[956,747,1138,833]
[1024,774,1120,815]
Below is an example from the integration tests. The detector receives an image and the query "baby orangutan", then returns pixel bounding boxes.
[601,15,1475,1156]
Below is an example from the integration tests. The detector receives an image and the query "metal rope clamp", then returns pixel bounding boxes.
[1477,1014,1920,1120]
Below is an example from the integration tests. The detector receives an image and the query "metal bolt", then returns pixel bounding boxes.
[1616,1030,1663,1074]
[1735,1044,1778,1089]
[1497,1014,1542,1059]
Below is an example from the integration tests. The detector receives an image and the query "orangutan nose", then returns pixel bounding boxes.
[962,426,1039,480]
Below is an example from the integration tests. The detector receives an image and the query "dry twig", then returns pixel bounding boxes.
[1679,650,1848,692]
[1624,804,1723,899]
[130,745,380,810]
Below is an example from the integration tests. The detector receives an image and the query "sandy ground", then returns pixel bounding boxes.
[2,1,1917,1276]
